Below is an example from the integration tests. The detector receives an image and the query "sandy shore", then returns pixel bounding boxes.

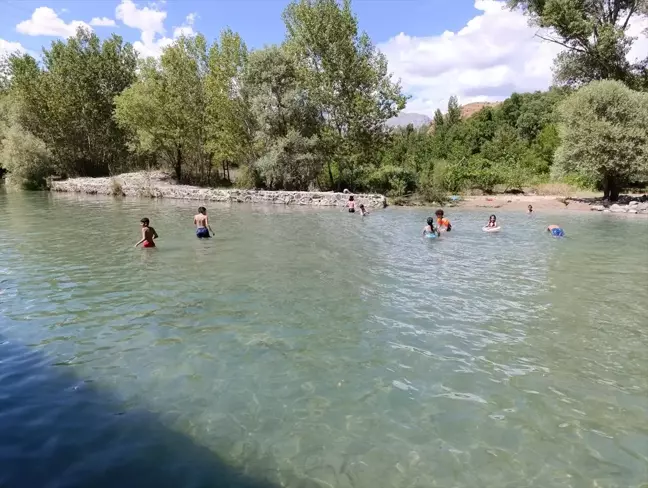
[457,195,590,212]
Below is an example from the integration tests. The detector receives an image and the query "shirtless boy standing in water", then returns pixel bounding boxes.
[194,207,214,238]
[134,218,158,248]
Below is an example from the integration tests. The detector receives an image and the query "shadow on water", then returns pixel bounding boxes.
[0,337,281,488]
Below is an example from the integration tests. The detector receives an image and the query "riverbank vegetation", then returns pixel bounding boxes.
[1,0,647,201]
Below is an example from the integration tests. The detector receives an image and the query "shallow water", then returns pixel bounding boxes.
[1,190,647,488]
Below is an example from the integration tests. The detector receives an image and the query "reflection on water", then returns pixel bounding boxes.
[1,190,647,487]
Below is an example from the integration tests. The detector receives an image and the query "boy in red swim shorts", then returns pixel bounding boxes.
[134,217,158,248]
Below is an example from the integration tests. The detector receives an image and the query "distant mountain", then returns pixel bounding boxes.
[385,112,432,129]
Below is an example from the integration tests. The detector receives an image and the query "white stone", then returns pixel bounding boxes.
[627,208,638,213]
[590,205,605,211]
[609,204,628,213]
[50,172,388,208]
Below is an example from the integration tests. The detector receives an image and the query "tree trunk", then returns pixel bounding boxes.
[175,145,183,182]
[603,173,621,201]
[609,175,620,201]
[327,161,335,190]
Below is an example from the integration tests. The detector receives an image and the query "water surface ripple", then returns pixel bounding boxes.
[1,191,647,488]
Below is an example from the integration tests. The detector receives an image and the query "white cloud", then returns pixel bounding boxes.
[379,0,560,114]
[90,17,117,27]
[0,39,27,58]
[115,0,195,58]
[16,7,91,37]
[173,13,197,38]
[380,0,647,115]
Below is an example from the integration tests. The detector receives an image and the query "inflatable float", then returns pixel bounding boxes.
[424,233,438,239]
[482,226,501,233]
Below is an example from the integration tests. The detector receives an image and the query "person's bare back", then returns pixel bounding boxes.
[194,207,214,238]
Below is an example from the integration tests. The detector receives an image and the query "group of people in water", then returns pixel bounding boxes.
[420,204,565,238]
[134,201,565,249]
[134,206,214,248]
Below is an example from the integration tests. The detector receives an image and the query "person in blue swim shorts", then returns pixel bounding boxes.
[547,224,565,237]
[194,206,214,238]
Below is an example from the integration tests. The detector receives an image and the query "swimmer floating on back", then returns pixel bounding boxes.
[134,217,158,248]
[422,217,441,237]
[194,206,214,238]
[435,209,452,232]
[547,224,565,237]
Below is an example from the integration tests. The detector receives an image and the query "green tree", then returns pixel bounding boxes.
[115,35,211,183]
[245,45,323,190]
[10,28,137,177]
[206,29,253,181]
[283,0,407,190]
[555,79,648,200]
[508,0,648,88]
[446,95,462,127]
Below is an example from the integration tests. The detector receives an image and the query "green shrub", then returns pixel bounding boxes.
[364,165,416,196]
[0,125,54,190]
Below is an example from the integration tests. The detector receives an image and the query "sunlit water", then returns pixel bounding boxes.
[1,190,647,488]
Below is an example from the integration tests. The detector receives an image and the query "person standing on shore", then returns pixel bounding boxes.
[194,207,214,238]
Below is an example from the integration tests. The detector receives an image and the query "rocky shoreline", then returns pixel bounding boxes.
[567,195,648,214]
[49,172,388,208]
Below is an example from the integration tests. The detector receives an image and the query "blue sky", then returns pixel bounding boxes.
[1,0,647,113]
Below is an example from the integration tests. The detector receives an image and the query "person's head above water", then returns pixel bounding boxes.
[435,209,444,217]
[489,214,497,222]
[528,205,533,211]
[349,195,354,201]
[198,206,207,215]
[427,217,434,226]
[140,217,149,226]
[359,204,365,209]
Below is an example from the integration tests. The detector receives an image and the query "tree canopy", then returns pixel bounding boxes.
[0,0,646,200]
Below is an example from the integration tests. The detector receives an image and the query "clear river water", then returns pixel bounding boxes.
[1,190,647,488]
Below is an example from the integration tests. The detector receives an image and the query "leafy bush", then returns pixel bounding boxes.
[0,125,54,189]
[363,165,417,196]
[416,160,448,203]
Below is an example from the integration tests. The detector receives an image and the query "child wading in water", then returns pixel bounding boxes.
[435,209,452,232]
[422,217,441,237]
[486,214,498,227]
[134,218,158,248]
[347,196,356,213]
[527,205,533,214]
[359,204,369,216]
[194,206,214,238]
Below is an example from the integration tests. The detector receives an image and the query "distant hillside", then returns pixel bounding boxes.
[386,112,432,129]
[427,101,503,133]
[459,101,502,118]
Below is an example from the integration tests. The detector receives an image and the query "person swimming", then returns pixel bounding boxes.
[527,204,533,214]
[486,214,498,227]
[547,224,565,237]
[347,196,356,213]
[422,217,441,237]
[435,209,452,231]
[134,218,158,248]
[194,206,214,238]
